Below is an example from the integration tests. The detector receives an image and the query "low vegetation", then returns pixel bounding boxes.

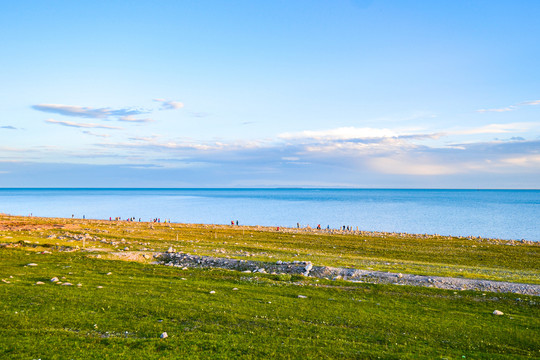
[0,215,539,359]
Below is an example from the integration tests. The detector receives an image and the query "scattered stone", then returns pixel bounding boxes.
[97,286,104,289]
[232,288,239,291]
[106,272,112,276]
[209,290,216,294]
[493,310,504,316]
[143,254,150,259]
[298,295,307,299]
[62,282,73,286]
[27,263,38,267]
[167,247,175,253]
[160,332,168,339]
[1,279,10,283]
[50,277,59,282]
[77,283,82,287]
[242,270,252,273]
[123,247,129,251]
[397,273,403,279]
[304,262,313,272]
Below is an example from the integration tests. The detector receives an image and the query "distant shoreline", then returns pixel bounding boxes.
[1,213,537,245]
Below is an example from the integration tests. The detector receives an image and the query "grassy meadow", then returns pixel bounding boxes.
[0,215,539,359]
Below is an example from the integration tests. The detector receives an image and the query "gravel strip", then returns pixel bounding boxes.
[159,252,540,296]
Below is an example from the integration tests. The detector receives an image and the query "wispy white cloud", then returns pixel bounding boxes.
[499,154,540,167]
[153,98,184,110]
[128,136,159,142]
[280,127,402,141]
[476,98,540,113]
[447,122,540,136]
[82,130,111,138]
[476,106,516,113]
[518,100,540,106]
[368,156,461,175]
[46,119,122,129]
[118,115,154,123]
[34,104,147,119]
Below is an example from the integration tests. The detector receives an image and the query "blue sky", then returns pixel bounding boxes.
[1,0,539,188]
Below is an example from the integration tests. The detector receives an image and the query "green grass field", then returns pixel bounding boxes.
[1,215,539,359]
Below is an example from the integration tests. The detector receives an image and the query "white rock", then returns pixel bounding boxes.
[397,273,403,279]
[232,288,239,291]
[50,277,59,282]
[106,272,112,276]
[62,282,73,286]
[167,247,175,253]
[143,254,150,259]
[209,290,216,294]
[304,262,313,272]
[97,286,104,289]
[298,295,307,298]
[242,270,251,273]
[35,281,45,285]
[123,247,129,251]
[77,283,82,287]
[493,310,504,316]
[160,332,168,339]
[27,263,38,267]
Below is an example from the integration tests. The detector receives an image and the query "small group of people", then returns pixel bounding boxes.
[230,220,239,226]
[294,222,356,231]
[106,217,173,223]
[109,216,141,222]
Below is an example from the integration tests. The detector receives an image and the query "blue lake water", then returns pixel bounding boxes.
[0,188,539,241]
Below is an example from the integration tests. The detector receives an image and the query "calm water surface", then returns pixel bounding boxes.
[0,188,539,241]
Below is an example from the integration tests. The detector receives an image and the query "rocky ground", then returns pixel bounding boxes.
[159,251,540,296]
